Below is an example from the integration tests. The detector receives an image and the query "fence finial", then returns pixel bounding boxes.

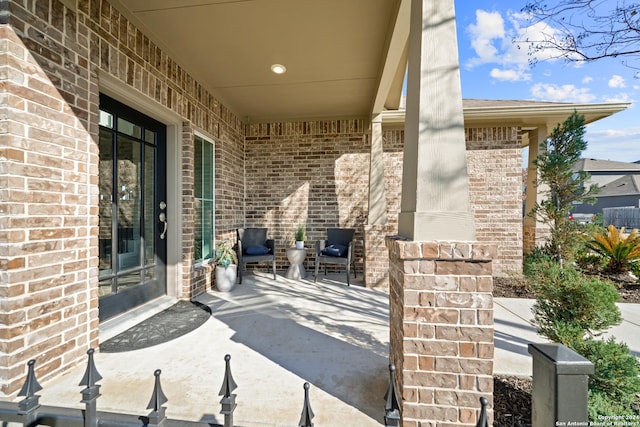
[219,355,237,427]
[18,359,42,399]
[218,354,237,398]
[298,382,314,427]
[79,348,103,388]
[384,364,400,426]
[145,369,168,427]
[476,396,489,427]
[146,369,168,411]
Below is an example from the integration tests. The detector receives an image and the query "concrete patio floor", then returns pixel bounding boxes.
[30,271,639,426]
[40,271,390,427]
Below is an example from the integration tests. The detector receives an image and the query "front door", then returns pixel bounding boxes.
[97,94,167,321]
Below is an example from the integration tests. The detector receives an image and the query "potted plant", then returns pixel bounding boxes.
[215,240,238,291]
[295,224,306,249]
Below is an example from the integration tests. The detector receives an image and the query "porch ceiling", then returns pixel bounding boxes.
[109,0,408,123]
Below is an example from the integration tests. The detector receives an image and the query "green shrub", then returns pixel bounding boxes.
[531,262,621,345]
[579,338,640,401]
[588,389,638,419]
[578,338,640,418]
[523,246,556,278]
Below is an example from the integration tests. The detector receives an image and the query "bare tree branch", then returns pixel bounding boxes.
[520,0,640,73]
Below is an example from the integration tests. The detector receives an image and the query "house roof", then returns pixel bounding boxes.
[575,158,640,173]
[381,99,629,133]
[598,175,640,197]
[460,99,630,127]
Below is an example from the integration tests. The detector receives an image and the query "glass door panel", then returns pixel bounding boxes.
[116,135,142,272]
[98,94,166,321]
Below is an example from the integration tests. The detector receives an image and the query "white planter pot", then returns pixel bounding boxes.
[215,264,237,292]
[295,241,304,249]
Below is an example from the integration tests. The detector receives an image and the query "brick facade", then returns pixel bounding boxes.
[243,125,522,285]
[244,121,368,271]
[465,127,523,276]
[1,0,522,412]
[0,0,245,396]
[0,3,98,396]
[387,238,495,426]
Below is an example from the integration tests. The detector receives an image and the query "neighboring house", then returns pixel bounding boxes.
[574,158,640,188]
[571,159,640,215]
[0,1,629,424]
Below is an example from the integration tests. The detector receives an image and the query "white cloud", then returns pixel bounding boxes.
[582,76,593,84]
[490,68,531,81]
[584,125,640,161]
[602,93,631,103]
[467,10,505,66]
[509,15,566,63]
[531,83,596,103]
[465,9,570,77]
[608,75,626,88]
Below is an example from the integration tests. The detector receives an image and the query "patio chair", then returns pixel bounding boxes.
[314,228,356,286]
[236,228,276,284]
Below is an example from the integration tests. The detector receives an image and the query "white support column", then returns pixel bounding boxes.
[368,114,387,225]
[523,125,550,252]
[524,126,547,226]
[398,0,475,241]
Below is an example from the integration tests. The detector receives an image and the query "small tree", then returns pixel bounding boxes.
[530,111,599,263]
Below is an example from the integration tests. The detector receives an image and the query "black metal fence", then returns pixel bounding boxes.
[0,350,488,427]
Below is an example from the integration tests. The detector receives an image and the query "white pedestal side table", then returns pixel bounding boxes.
[286,248,307,280]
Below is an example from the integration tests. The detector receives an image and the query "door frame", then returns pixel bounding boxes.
[99,72,183,302]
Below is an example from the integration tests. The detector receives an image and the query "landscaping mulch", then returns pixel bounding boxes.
[492,274,639,426]
[494,376,532,427]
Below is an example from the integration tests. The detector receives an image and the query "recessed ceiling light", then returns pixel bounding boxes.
[271,64,286,74]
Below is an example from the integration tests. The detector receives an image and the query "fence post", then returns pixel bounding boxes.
[17,359,42,425]
[383,364,400,427]
[146,369,168,426]
[218,354,237,427]
[528,343,594,427]
[79,348,102,427]
[298,382,314,427]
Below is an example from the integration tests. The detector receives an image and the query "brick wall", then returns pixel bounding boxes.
[466,127,523,276]
[0,2,98,397]
[244,121,368,271]
[0,0,245,396]
[244,123,523,284]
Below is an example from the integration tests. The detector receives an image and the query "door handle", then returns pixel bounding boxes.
[159,212,168,240]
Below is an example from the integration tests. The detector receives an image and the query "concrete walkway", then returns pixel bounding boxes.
[32,272,639,427]
[494,297,640,376]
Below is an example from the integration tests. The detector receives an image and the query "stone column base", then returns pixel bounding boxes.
[386,237,495,426]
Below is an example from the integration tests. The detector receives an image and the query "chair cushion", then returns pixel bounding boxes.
[245,245,271,255]
[242,228,268,247]
[322,243,347,257]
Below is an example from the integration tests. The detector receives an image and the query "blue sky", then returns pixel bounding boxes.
[453,1,639,163]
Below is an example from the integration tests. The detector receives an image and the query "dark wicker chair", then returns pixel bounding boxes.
[314,228,356,286]
[236,228,276,284]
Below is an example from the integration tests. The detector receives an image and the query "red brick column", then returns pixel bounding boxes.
[387,237,495,426]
